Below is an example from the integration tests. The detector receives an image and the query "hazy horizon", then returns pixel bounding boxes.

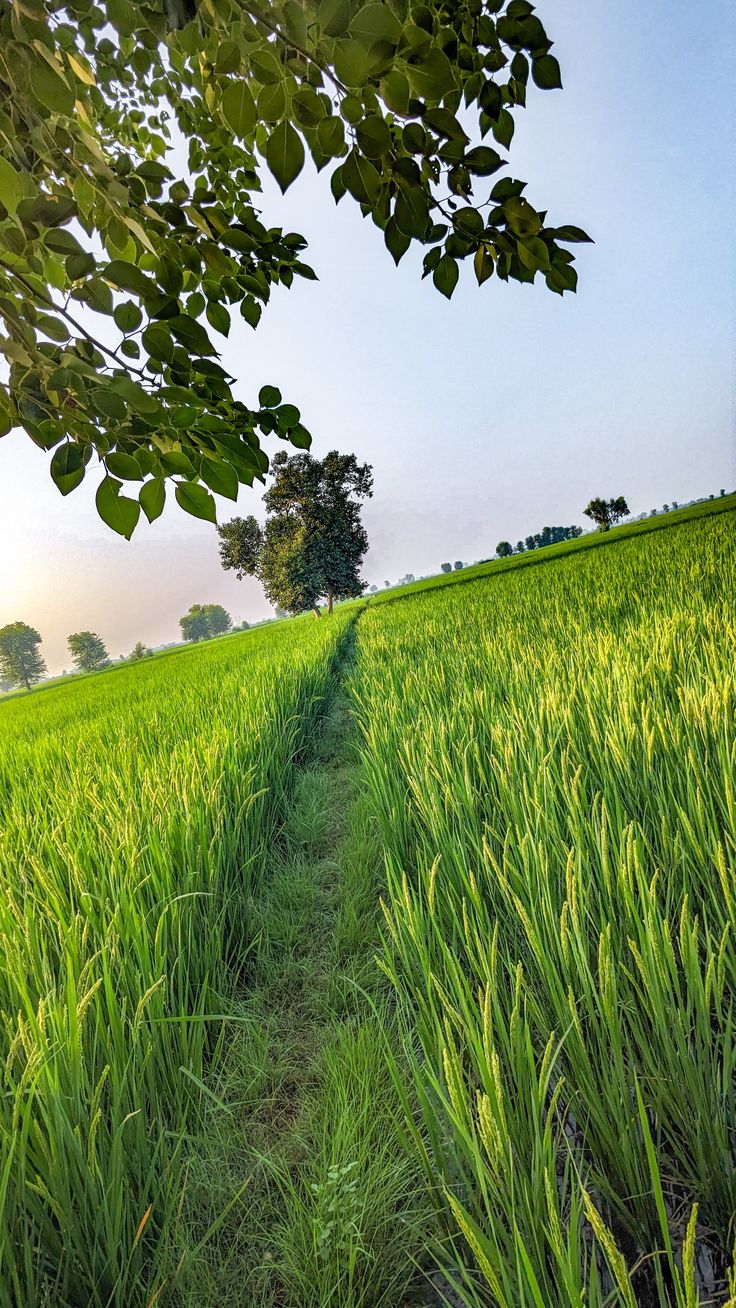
[1,0,733,676]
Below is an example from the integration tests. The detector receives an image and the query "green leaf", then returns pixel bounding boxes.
[107,451,143,480]
[532,54,562,89]
[113,301,143,332]
[29,56,75,116]
[167,314,216,356]
[517,235,550,270]
[50,442,85,495]
[318,0,351,36]
[206,302,231,336]
[406,48,456,102]
[333,39,373,87]
[433,254,459,299]
[259,385,282,407]
[341,148,381,204]
[200,458,238,500]
[385,217,410,265]
[90,388,127,419]
[350,3,403,46]
[104,260,154,295]
[289,423,311,449]
[553,225,594,243]
[265,121,305,193]
[66,251,96,280]
[221,81,257,139]
[465,146,503,175]
[356,114,391,159]
[37,313,70,342]
[0,158,25,214]
[394,188,430,239]
[139,477,166,522]
[474,245,494,285]
[492,108,515,148]
[96,475,140,539]
[175,481,217,522]
[380,70,411,115]
[142,322,174,362]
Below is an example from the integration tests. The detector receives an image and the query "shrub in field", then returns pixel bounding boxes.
[353,508,736,1306]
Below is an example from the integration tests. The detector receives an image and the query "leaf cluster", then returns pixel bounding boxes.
[0,0,589,532]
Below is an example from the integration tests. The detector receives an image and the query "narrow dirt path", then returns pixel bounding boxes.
[176,631,431,1308]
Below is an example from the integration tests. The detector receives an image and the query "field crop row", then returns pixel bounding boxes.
[353,510,736,1305]
[0,611,352,1307]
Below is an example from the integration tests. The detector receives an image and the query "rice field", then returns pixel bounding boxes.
[1,500,734,1307]
[353,507,736,1305]
[0,610,352,1306]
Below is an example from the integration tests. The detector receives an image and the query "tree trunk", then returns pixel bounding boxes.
[327,589,333,615]
[312,605,322,618]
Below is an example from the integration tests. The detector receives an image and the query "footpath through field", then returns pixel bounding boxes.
[180,622,433,1308]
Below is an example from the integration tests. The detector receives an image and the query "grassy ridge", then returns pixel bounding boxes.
[367,492,736,608]
[353,508,736,1305]
[0,611,353,1307]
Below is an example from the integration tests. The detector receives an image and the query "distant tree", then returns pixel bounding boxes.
[441,562,452,574]
[180,604,232,641]
[204,604,232,637]
[180,605,211,643]
[720,489,726,497]
[516,541,525,553]
[650,509,657,517]
[369,585,377,593]
[274,606,289,620]
[663,504,669,513]
[584,496,629,532]
[496,541,513,558]
[454,561,464,571]
[129,641,151,661]
[237,620,251,631]
[384,581,390,589]
[218,451,372,616]
[68,631,110,672]
[0,622,46,689]
[399,574,416,586]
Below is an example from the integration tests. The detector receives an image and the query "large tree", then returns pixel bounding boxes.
[218,449,372,614]
[0,622,46,689]
[0,0,589,536]
[68,630,110,671]
[584,497,629,532]
[179,602,232,641]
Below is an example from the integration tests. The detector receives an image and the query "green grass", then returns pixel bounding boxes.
[0,610,354,1306]
[2,493,734,1307]
[352,506,736,1306]
[367,491,736,608]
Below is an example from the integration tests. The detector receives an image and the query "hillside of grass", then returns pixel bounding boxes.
[369,491,736,607]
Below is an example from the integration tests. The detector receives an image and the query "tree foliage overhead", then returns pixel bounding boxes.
[0,621,46,688]
[218,448,372,613]
[0,0,590,535]
[67,629,110,670]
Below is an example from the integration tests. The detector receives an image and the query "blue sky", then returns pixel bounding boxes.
[1,0,733,672]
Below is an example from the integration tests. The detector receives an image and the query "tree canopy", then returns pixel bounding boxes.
[68,629,110,670]
[0,621,46,688]
[179,602,232,640]
[584,497,629,532]
[0,0,590,535]
[218,448,372,613]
